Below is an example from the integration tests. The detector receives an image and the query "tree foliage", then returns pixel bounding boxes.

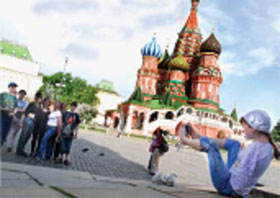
[76,103,98,124]
[129,86,144,102]
[231,108,238,122]
[38,72,99,106]
[161,90,173,106]
[271,120,280,142]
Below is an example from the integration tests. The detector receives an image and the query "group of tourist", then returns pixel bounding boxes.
[0,82,80,165]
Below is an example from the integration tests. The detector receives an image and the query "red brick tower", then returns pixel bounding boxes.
[136,35,162,100]
[190,33,222,111]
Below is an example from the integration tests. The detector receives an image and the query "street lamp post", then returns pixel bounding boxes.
[56,57,68,100]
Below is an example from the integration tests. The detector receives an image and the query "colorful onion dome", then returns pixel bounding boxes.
[158,48,170,69]
[169,55,190,71]
[200,33,222,55]
[141,36,162,59]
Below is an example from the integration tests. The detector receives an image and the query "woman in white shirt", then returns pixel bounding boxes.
[36,101,62,160]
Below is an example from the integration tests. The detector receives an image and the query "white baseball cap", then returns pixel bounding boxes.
[241,110,271,134]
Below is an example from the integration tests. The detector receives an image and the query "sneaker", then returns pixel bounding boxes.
[149,169,157,176]
[64,160,70,165]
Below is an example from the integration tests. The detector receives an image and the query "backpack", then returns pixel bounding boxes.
[159,137,169,153]
[62,113,76,137]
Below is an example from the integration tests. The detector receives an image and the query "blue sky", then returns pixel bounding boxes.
[0,0,279,125]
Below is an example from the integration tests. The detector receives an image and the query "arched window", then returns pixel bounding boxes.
[165,111,174,120]
[136,113,145,130]
[186,108,193,114]
[149,111,158,123]
[177,108,184,117]
[221,117,228,123]
[113,117,120,128]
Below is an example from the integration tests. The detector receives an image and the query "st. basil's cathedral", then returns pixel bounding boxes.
[105,0,243,138]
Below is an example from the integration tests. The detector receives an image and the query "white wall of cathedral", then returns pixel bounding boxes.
[118,103,244,140]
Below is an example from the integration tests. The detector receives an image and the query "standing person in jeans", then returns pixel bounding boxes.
[53,102,67,162]
[6,89,27,152]
[60,102,80,165]
[30,97,51,157]
[36,101,62,160]
[0,82,18,147]
[16,92,42,156]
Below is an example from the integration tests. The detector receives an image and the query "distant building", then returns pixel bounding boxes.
[0,40,42,98]
[93,80,125,125]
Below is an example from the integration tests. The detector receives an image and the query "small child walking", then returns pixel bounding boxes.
[179,110,279,197]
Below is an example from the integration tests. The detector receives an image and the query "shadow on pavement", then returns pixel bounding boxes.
[1,138,151,181]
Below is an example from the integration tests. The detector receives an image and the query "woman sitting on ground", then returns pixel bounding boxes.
[179,110,279,197]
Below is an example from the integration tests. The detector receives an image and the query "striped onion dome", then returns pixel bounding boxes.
[200,33,222,55]
[158,48,170,69]
[141,37,162,59]
[169,55,190,71]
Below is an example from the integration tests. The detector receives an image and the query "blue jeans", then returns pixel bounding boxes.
[16,117,35,154]
[0,111,13,146]
[37,126,56,159]
[61,137,73,154]
[200,137,241,197]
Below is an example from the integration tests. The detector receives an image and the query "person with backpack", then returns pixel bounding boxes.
[60,102,80,165]
[147,127,169,175]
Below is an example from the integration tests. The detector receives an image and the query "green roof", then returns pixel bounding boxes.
[0,40,33,61]
[96,80,115,92]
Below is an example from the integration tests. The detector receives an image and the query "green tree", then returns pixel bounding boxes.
[39,72,99,106]
[76,103,98,123]
[271,120,280,142]
[230,108,238,122]
[129,86,144,102]
[161,90,172,106]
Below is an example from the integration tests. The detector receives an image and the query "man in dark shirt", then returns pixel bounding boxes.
[16,92,42,156]
[31,97,51,157]
[60,102,80,165]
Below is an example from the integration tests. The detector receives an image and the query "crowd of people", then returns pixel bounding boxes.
[0,82,80,165]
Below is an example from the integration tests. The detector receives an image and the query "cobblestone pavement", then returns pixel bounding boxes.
[1,130,280,191]
[0,130,213,183]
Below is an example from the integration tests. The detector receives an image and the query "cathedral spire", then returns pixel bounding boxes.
[184,0,200,31]
[191,0,200,10]
[173,0,202,57]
